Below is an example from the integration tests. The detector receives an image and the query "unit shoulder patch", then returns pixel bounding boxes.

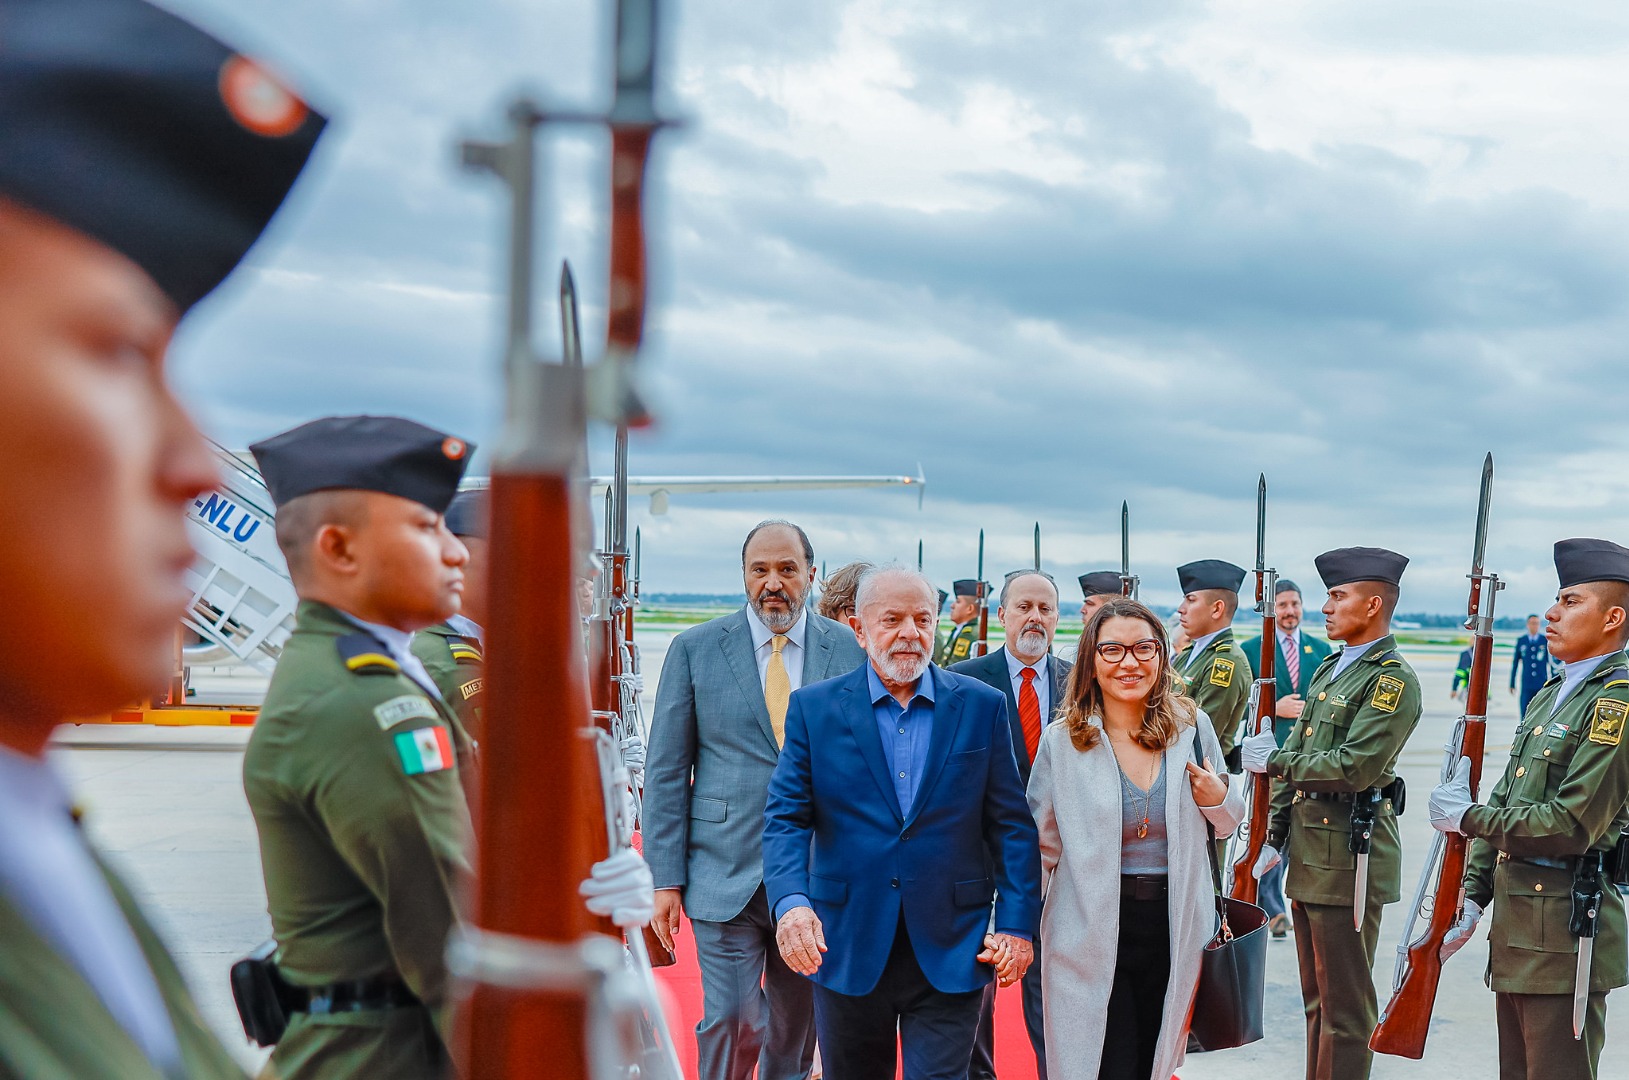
[459,678,484,701]
[1589,698,1628,746]
[1210,656,1235,688]
[1371,674,1405,713]
[375,694,437,730]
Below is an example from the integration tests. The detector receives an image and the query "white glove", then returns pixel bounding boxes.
[620,733,647,777]
[1429,757,1475,835]
[1439,898,1483,962]
[1240,729,1277,774]
[1252,845,1282,879]
[580,848,655,929]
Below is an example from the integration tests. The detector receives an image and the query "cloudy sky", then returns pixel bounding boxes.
[169,0,1629,613]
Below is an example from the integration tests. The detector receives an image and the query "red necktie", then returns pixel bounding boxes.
[1283,634,1300,689]
[1019,667,1042,764]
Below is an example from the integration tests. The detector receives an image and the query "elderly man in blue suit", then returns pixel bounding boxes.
[764,565,1042,1080]
[645,520,867,1080]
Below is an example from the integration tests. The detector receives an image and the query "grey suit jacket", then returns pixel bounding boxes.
[644,606,867,922]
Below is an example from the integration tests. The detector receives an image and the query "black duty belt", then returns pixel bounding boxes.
[1120,874,1168,901]
[1295,777,1406,811]
[1499,852,1574,872]
[299,972,418,1015]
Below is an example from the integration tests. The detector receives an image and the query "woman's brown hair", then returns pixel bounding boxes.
[1059,597,1195,752]
[816,560,873,622]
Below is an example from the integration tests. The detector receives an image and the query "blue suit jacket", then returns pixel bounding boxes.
[762,664,1041,997]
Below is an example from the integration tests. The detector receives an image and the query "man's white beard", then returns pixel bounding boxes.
[872,644,929,684]
[1016,628,1049,657]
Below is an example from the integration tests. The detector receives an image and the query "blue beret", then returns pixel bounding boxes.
[952,579,983,598]
[1178,559,1246,595]
[0,0,326,312]
[1078,571,1121,599]
[1554,538,1629,588]
[1315,547,1408,589]
[444,490,487,539]
[250,416,473,515]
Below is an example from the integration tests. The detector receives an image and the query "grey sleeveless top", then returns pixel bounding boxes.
[1119,752,1169,875]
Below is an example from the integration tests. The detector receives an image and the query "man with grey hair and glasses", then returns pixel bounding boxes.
[953,568,1070,1078]
[645,520,866,1080]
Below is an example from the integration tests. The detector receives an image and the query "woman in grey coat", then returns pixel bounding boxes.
[1028,598,1246,1079]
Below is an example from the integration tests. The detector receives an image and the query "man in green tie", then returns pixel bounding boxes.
[645,520,866,1080]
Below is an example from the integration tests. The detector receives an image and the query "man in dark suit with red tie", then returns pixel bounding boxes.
[1238,578,1332,938]
[952,569,1070,1079]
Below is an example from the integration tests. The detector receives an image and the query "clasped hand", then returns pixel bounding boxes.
[976,933,1034,987]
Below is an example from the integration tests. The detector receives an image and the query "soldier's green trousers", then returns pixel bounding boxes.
[1291,899,1383,1080]
[1495,990,1607,1080]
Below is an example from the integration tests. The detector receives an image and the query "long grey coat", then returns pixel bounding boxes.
[1027,709,1246,1080]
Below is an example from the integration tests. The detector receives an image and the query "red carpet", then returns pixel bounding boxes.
[652,918,1041,1079]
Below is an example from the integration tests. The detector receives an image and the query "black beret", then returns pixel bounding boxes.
[1554,538,1629,588]
[952,579,984,598]
[0,0,327,313]
[1178,560,1246,595]
[1315,547,1408,589]
[1078,571,1121,599]
[250,416,473,515]
[444,490,488,540]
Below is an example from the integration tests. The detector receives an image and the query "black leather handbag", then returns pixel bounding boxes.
[1189,728,1270,1052]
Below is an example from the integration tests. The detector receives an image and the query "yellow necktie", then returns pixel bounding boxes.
[766,634,791,748]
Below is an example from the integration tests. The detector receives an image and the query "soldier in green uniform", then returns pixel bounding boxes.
[1432,538,1629,1080]
[935,578,983,666]
[1240,547,1421,1080]
[1172,560,1254,768]
[412,490,489,778]
[0,1,323,1076]
[245,416,479,1080]
[1078,571,1121,627]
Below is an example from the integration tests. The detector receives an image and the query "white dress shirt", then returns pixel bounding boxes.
[1004,647,1052,724]
[746,604,808,692]
[341,611,443,700]
[1552,652,1616,716]
[0,746,182,1073]
[1332,637,1385,679]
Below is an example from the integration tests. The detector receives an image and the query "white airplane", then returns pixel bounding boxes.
[460,469,926,515]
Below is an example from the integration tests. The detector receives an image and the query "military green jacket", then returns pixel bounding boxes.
[935,621,978,667]
[1462,653,1629,995]
[1266,635,1421,907]
[410,624,484,769]
[244,601,471,1080]
[0,857,244,1080]
[1173,628,1253,760]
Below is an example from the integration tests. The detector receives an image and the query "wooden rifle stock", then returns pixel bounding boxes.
[974,581,990,659]
[1229,573,1277,903]
[1372,454,1498,1058]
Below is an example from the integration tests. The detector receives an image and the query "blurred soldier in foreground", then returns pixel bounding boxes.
[935,579,982,666]
[1078,571,1120,626]
[0,0,323,1075]
[1172,560,1253,768]
[1241,548,1422,1080]
[412,490,488,787]
[1433,539,1629,1080]
[245,416,478,1079]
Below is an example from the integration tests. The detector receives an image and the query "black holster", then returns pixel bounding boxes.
[1610,829,1629,890]
[1572,853,1605,940]
[230,940,302,1047]
[1348,788,1380,856]
[1224,745,1243,774]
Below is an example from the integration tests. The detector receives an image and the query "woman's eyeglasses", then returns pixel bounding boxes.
[1095,639,1161,663]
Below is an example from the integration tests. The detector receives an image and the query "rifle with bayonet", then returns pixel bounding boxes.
[1033,522,1041,571]
[1370,453,1500,1058]
[973,529,990,658]
[1119,501,1139,599]
[1229,475,1276,904]
[451,0,677,1074]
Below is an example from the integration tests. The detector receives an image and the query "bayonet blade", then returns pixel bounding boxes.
[1575,936,1593,1038]
[560,260,582,369]
[1471,452,1494,577]
[1033,522,1041,571]
[609,0,659,125]
[918,540,924,573]
[976,529,985,581]
[1256,474,1267,573]
[1355,853,1369,932]
[1120,502,1130,578]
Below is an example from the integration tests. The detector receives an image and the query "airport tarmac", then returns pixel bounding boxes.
[49,633,1629,1077]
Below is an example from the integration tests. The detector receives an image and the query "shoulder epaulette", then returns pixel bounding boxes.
[1601,665,1628,689]
[1375,649,1401,666]
[1216,642,1233,653]
[448,636,483,664]
[336,633,400,675]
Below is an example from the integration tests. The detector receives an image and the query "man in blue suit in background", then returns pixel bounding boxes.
[1509,612,1550,717]
[764,566,1041,1080]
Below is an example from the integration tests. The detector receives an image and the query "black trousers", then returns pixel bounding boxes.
[1098,894,1171,1080]
[812,917,985,1080]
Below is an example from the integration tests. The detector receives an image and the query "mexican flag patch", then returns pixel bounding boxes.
[395,726,454,775]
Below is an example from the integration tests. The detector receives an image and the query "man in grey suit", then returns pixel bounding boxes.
[952,569,1070,1080]
[645,520,867,1080]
